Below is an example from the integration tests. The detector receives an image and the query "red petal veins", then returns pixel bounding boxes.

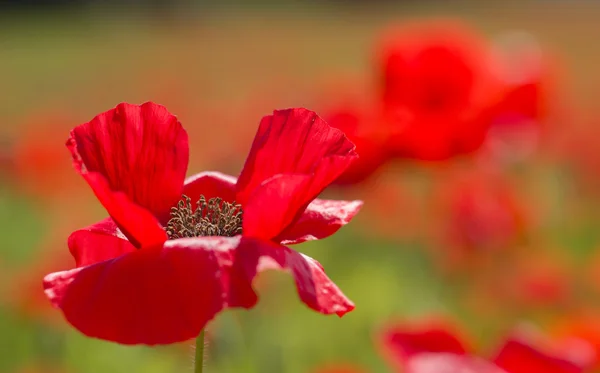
[234,238,355,316]
[277,199,364,245]
[493,338,585,373]
[235,108,358,239]
[68,102,189,221]
[68,218,136,267]
[43,237,240,345]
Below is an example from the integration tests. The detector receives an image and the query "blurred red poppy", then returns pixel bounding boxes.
[313,75,391,186]
[558,117,600,195]
[379,320,592,373]
[552,313,600,370]
[429,168,529,272]
[44,102,362,345]
[8,112,79,202]
[378,318,471,369]
[374,19,502,160]
[480,31,560,164]
[323,104,390,185]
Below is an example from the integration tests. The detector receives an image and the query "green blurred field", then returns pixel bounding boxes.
[3,1,600,372]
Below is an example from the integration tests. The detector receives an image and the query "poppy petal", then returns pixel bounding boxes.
[68,218,136,267]
[236,108,357,239]
[242,174,313,240]
[234,238,355,316]
[68,102,188,234]
[276,199,364,244]
[493,338,585,373]
[183,171,238,208]
[43,236,239,345]
[380,321,469,368]
[77,171,167,248]
[406,354,506,373]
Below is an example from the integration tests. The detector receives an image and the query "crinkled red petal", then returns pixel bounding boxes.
[68,101,188,223]
[234,238,355,316]
[76,171,167,248]
[276,199,363,245]
[236,108,358,240]
[44,237,239,345]
[68,218,136,267]
[44,236,353,345]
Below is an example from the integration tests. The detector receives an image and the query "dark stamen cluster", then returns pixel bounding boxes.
[166,195,243,239]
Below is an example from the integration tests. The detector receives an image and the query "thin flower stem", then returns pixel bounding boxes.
[194,330,205,373]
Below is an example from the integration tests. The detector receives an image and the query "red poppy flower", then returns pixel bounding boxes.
[43,102,362,345]
[311,75,391,186]
[374,20,501,160]
[431,169,529,271]
[552,313,600,370]
[8,111,80,202]
[480,31,559,164]
[378,320,591,373]
[378,318,472,370]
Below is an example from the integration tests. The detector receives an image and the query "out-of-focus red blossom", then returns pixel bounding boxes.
[9,112,79,201]
[378,320,593,373]
[375,20,502,161]
[323,105,390,185]
[552,313,600,370]
[378,318,471,369]
[494,327,596,373]
[429,168,530,271]
[43,102,362,345]
[465,248,572,315]
[558,120,600,194]
[480,31,560,164]
[315,76,391,186]
[506,251,572,307]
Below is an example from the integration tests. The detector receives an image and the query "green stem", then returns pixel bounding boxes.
[194,330,205,373]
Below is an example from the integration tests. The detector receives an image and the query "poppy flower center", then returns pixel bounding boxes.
[165,195,243,239]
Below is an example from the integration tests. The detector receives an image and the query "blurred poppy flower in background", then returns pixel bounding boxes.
[480,31,559,165]
[379,319,593,373]
[552,312,600,370]
[313,75,392,186]
[374,19,502,161]
[323,104,391,186]
[8,111,79,203]
[463,246,573,319]
[426,167,530,273]
[558,116,600,195]
[43,102,362,345]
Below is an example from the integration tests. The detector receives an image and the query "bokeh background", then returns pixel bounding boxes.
[3,0,600,372]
